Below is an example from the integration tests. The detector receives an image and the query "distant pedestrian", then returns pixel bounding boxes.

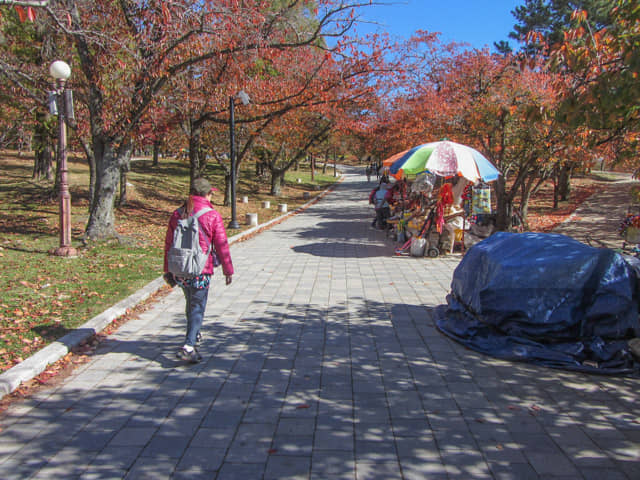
[164,177,234,363]
[373,181,392,230]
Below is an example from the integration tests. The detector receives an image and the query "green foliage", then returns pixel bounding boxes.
[551,0,640,157]
[508,0,612,54]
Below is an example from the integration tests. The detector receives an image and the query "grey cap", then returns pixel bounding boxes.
[192,177,212,196]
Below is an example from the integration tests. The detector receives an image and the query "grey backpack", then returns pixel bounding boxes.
[167,207,213,278]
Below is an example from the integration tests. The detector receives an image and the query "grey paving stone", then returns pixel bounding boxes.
[355,422,393,442]
[66,429,118,451]
[355,461,402,480]
[84,445,142,473]
[488,462,540,480]
[235,422,277,443]
[109,427,157,447]
[191,427,236,448]
[391,417,432,438]
[176,446,225,472]
[400,456,449,480]
[525,451,581,476]
[271,434,313,456]
[354,439,398,463]
[123,454,177,479]
[440,448,492,478]
[277,417,315,436]
[171,466,218,480]
[264,454,311,480]
[311,450,355,480]
[314,424,354,451]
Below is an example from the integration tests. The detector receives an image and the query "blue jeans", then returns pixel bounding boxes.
[180,284,209,347]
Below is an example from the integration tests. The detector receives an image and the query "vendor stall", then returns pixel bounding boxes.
[381,140,500,257]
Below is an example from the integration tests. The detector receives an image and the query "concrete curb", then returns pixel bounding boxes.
[0,176,343,399]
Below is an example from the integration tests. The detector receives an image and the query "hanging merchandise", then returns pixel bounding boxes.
[411,172,436,195]
[462,183,473,216]
[436,183,454,233]
[472,182,492,215]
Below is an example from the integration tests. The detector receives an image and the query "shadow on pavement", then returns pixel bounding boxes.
[291,242,392,258]
[3,298,639,479]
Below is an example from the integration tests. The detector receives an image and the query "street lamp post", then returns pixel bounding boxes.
[228,90,250,230]
[49,60,77,257]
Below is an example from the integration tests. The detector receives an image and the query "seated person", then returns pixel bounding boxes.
[443,204,465,253]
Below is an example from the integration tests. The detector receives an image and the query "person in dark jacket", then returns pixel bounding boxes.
[164,177,234,363]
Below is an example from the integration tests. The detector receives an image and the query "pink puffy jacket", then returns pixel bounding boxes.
[163,195,234,276]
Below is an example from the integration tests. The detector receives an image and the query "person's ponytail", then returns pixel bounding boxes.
[185,195,195,216]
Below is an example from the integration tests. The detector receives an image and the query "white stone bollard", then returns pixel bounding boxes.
[261,200,271,209]
[278,203,288,213]
[246,213,258,227]
[241,196,249,204]
[296,178,302,183]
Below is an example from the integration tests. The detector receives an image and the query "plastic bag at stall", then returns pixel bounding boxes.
[411,172,436,195]
[410,237,426,256]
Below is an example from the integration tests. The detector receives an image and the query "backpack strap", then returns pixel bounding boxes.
[192,207,214,255]
[192,207,213,219]
[177,206,213,219]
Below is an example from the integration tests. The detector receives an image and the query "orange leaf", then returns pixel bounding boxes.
[15,6,26,23]
[27,7,36,21]
[161,4,171,24]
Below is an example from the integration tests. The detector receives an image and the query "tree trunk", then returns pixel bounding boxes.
[76,138,97,212]
[152,139,160,167]
[87,146,97,213]
[32,114,54,182]
[322,150,328,174]
[85,139,131,240]
[519,183,532,224]
[33,144,54,182]
[188,125,202,184]
[552,173,559,209]
[271,169,286,196]
[494,176,512,231]
[117,161,129,207]
[310,154,315,181]
[188,120,210,183]
[558,163,572,201]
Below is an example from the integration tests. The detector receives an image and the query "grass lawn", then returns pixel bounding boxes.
[0,151,339,372]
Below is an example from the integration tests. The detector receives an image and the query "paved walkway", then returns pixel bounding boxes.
[0,167,639,479]
[553,172,637,250]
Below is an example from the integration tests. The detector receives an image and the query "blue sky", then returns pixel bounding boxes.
[353,0,524,51]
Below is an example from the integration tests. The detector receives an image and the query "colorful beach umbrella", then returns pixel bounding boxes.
[384,141,500,182]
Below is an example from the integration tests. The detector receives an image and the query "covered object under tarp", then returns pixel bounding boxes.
[436,232,640,374]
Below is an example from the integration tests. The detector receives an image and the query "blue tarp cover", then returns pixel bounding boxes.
[436,232,640,374]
